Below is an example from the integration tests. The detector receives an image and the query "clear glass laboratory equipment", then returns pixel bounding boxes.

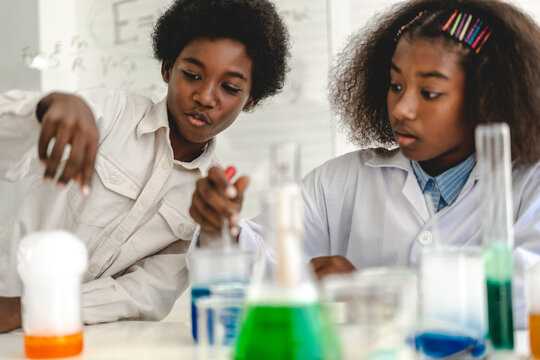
[321,268,418,360]
[17,231,87,359]
[417,247,488,359]
[475,123,515,349]
[233,141,340,360]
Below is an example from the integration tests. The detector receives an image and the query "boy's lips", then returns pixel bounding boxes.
[186,112,211,127]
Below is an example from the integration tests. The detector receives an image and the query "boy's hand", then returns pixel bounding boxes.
[190,166,249,242]
[37,92,98,195]
[0,297,22,333]
[310,255,356,279]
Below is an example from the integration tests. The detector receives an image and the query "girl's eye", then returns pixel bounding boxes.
[182,71,201,80]
[421,90,441,100]
[222,84,242,94]
[389,83,402,93]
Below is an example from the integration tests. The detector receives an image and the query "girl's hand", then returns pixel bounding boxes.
[190,166,249,242]
[0,297,21,333]
[310,255,356,279]
[37,92,98,195]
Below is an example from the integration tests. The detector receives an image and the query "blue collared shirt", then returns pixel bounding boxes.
[411,155,476,213]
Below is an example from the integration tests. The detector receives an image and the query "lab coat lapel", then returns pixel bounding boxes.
[365,150,430,221]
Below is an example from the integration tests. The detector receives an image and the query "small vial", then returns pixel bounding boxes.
[17,231,87,359]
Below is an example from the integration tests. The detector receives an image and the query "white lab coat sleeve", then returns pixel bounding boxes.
[0,90,44,181]
[82,240,189,323]
[512,162,540,329]
[301,168,331,260]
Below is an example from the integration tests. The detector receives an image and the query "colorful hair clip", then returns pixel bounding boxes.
[442,9,491,53]
[394,11,427,42]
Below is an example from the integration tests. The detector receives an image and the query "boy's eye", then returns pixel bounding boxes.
[421,90,441,100]
[222,84,242,94]
[389,83,402,92]
[182,71,201,80]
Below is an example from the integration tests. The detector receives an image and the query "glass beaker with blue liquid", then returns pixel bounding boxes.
[416,247,488,359]
[190,248,254,342]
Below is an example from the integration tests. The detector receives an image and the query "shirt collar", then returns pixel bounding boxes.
[136,97,169,138]
[173,137,217,175]
[135,97,218,175]
[411,154,476,206]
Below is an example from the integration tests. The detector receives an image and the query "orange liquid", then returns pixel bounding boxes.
[24,332,83,359]
[531,313,540,359]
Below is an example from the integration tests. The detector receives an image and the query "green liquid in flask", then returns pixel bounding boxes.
[234,302,339,360]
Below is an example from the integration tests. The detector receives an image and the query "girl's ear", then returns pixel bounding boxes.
[161,60,171,83]
[243,97,257,110]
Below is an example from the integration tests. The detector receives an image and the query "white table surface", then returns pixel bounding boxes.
[0,292,534,360]
[0,321,196,360]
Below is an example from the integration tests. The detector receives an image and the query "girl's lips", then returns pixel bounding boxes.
[395,132,417,147]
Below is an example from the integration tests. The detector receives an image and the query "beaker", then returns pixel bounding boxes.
[321,267,418,360]
[190,249,254,341]
[17,231,87,359]
[417,247,488,359]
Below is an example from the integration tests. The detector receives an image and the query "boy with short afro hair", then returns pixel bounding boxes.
[0,0,289,332]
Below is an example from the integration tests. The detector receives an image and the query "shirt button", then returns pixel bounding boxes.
[141,197,149,206]
[109,175,118,184]
[88,264,98,275]
[161,160,172,170]
[418,231,433,246]
[113,231,123,241]
[177,224,184,234]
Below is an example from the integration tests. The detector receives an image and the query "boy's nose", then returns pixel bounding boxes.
[193,83,217,109]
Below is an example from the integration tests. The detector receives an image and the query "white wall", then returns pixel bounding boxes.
[2,0,540,221]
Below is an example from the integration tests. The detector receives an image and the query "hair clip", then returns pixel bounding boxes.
[442,9,491,53]
[394,11,427,42]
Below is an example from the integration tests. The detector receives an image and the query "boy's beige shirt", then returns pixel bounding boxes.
[0,88,220,323]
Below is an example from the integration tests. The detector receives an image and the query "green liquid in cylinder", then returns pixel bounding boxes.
[486,280,514,349]
[484,246,514,349]
[234,302,340,360]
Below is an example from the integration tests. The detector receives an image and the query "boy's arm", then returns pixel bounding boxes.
[81,241,189,324]
[0,90,98,192]
[0,297,21,333]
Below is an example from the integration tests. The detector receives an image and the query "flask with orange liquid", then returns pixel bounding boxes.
[526,261,540,359]
[17,231,87,359]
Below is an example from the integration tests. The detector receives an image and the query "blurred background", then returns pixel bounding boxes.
[1,0,539,222]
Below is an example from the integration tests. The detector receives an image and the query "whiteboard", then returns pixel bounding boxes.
[2,0,540,219]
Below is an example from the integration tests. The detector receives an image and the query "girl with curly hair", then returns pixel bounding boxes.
[0,0,289,332]
[190,0,540,330]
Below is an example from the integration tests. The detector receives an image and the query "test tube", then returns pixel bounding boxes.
[475,123,515,349]
[17,231,87,359]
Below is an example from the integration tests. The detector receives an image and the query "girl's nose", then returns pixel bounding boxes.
[391,90,417,121]
[193,82,217,108]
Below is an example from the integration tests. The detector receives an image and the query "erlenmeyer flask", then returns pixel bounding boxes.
[233,142,340,360]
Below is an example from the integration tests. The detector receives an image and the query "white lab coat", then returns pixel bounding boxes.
[237,148,540,328]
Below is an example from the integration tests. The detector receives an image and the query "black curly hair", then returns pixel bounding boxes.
[152,0,290,108]
[330,0,540,164]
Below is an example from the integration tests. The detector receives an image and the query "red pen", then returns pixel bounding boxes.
[224,166,236,181]
[224,166,237,199]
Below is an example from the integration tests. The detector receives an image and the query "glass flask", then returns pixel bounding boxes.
[233,142,340,360]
